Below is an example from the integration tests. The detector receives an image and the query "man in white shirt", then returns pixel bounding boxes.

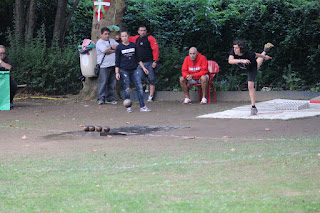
[96,27,119,105]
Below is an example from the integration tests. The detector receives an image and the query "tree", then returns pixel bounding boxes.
[14,0,25,42]
[79,0,126,100]
[25,0,36,41]
[53,0,80,47]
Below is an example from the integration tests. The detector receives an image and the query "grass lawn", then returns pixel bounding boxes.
[1,136,319,212]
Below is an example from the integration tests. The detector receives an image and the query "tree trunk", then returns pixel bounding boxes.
[25,0,37,41]
[78,0,126,101]
[14,0,25,43]
[52,0,67,46]
[60,0,80,46]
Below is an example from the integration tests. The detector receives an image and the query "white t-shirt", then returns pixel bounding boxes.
[96,38,119,68]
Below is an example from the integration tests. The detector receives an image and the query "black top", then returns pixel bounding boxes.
[115,42,138,71]
[135,35,153,62]
[229,49,257,72]
[0,57,12,71]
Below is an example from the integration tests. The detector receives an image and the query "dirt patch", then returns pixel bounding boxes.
[1,97,320,157]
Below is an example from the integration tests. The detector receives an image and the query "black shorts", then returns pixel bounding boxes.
[248,68,257,82]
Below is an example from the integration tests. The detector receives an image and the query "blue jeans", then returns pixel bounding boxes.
[119,68,145,108]
[98,66,116,102]
[137,62,156,85]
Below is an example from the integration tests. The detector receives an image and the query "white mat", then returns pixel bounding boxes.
[198,99,320,120]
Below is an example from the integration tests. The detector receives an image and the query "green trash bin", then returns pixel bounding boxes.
[0,71,10,110]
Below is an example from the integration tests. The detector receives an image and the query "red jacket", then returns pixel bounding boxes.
[128,34,159,62]
[181,53,208,80]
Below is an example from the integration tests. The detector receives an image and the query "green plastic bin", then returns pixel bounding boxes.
[0,71,10,110]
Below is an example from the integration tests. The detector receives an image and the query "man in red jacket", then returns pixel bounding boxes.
[128,26,159,102]
[180,47,209,104]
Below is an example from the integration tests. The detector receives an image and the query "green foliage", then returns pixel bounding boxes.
[282,64,304,91]
[7,26,82,95]
[124,0,320,91]
[65,0,93,44]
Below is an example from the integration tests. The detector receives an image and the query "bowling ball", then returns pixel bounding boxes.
[96,126,102,132]
[83,126,89,131]
[88,126,95,131]
[104,126,110,132]
[123,99,132,108]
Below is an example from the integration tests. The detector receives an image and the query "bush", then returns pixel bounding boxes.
[123,0,320,91]
[7,26,82,95]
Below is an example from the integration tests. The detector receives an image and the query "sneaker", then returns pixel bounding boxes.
[200,97,207,104]
[264,42,274,52]
[147,96,153,102]
[250,107,258,116]
[126,107,132,113]
[106,100,118,105]
[140,106,151,112]
[182,98,191,104]
[98,99,104,105]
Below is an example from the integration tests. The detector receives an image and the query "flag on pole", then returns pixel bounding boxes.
[94,0,111,22]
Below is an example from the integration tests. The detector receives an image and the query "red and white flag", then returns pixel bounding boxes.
[94,0,111,22]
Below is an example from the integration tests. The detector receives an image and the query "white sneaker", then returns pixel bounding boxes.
[110,100,118,105]
[140,106,151,112]
[147,96,153,102]
[126,107,132,113]
[145,85,149,93]
[183,98,191,104]
[105,100,118,104]
[200,97,207,104]
[98,99,104,105]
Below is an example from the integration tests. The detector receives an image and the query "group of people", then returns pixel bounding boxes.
[1,25,274,116]
[96,24,274,115]
[179,40,273,115]
[96,26,159,113]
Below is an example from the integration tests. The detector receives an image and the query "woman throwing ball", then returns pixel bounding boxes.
[115,30,151,113]
[228,40,274,116]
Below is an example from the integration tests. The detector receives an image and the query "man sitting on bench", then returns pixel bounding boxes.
[0,45,17,108]
[179,47,209,104]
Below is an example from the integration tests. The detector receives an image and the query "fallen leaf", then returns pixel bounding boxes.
[96,185,100,187]
[78,124,84,127]
[231,148,236,152]
[10,123,14,127]
[85,97,91,101]
[22,135,27,140]
[265,128,270,131]
[22,144,30,147]
[107,135,112,138]
[126,121,131,124]
[91,150,97,152]
[187,136,196,139]
[72,118,75,120]
[83,105,89,107]
[223,136,231,138]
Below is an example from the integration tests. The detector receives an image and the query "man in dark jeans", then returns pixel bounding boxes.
[0,45,17,108]
[96,27,119,105]
[129,26,159,102]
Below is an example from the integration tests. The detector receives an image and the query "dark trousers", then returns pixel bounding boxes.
[10,77,17,104]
